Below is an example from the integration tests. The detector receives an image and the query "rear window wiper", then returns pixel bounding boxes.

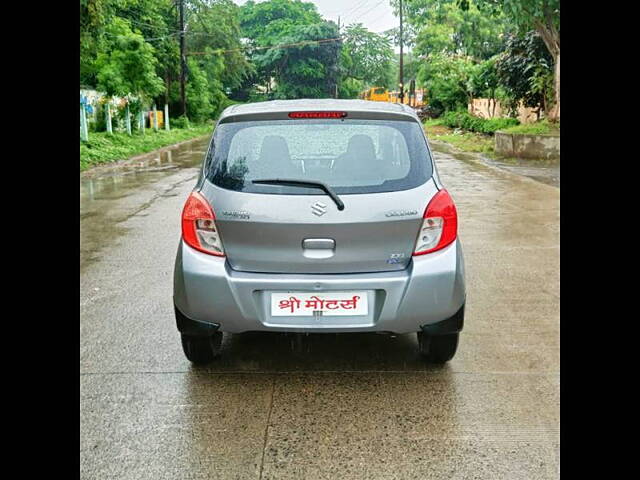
[251,178,345,211]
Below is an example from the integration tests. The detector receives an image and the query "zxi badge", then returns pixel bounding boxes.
[311,201,327,217]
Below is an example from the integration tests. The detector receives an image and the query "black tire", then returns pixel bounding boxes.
[417,332,459,363]
[181,332,223,364]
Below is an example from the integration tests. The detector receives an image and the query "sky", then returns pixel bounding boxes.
[232,0,398,34]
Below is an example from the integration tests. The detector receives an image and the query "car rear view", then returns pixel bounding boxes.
[174,100,465,364]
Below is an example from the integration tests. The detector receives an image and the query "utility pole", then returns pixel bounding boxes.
[179,0,187,117]
[335,16,340,99]
[398,0,404,104]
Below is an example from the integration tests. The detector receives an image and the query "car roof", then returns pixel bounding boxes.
[219,99,418,122]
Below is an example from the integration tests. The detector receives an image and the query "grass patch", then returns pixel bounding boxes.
[424,120,494,154]
[80,123,212,171]
[440,111,519,134]
[437,132,494,153]
[500,120,560,135]
[423,119,453,136]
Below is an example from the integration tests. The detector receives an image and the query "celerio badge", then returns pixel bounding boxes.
[385,210,418,218]
[222,211,250,219]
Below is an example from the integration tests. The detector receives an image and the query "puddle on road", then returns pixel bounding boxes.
[80,136,210,200]
[482,156,559,187]
[80,136,210,272]
[430,140,560,188]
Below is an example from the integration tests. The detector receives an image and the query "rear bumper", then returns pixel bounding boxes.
[173,239,466,334]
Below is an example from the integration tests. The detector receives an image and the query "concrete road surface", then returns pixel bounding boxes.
[80,137,559,479]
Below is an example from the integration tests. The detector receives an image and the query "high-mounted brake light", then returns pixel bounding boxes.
[288,111,347,119]
[181,191,225,256]
[413,189,458,256]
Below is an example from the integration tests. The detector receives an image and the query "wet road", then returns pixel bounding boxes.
[429,139,560,188]
[80,137,559,479]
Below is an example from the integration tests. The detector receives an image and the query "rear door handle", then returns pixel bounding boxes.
[302,238,335,250]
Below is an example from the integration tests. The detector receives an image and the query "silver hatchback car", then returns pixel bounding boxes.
[173,99,465,363]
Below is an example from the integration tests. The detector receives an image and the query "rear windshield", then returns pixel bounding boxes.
[204,118,433,195]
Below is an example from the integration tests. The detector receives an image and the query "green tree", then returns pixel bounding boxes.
[397,0,510,112]
[340,24,394,90]
[81,0,114,86]
[418,53,476,112]
[184,58,215,121]
[240,0,322,45]
[399,0,510,60]
[112,0,180,106]
[464,0,559,119]
[254,21,341,99]
[94,17,164,99]
[390,51,421,93]
[468,56,501,116]
[187,0,253,91]
[339,77,364,99]
[240,0,325,95]
[494,31,553,118]
[81,0,252,121]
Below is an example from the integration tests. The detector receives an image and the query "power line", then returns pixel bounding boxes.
[343,0,373,18]
[337,0,389,26]
[102,30,181,42]
[112,29,360,46]
[352,0,389,22]
[99,4,392,52]
[187,36,342,56]
[365,7,399,32]
[323,0,365,17]
[127,18,173,29]
[323,0,368,19]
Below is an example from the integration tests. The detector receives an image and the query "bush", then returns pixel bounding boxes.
[480,117,520,134]
[441,111,518,134]
[171,115,191,129]
[499,119,560,135]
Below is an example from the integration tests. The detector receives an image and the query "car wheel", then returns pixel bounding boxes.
[181,332,223,364]
[417,332,459,363]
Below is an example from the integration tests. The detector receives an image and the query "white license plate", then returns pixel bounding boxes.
[271,291,369,317]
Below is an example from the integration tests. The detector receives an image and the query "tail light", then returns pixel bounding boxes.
[181,191,224,256]
[413,189,458,255]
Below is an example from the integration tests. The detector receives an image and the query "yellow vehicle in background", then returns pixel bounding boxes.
[361,86,427,108]
[361,87,390,102]
[389,89,427,108]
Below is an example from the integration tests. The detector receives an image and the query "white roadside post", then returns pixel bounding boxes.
[153,103,158,132]
[140,109,145,135]
[164,103,170,131]
[106,103,113,134]
[125,103,132,136]
[80,104,89,142]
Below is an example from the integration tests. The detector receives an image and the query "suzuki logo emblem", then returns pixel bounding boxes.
[311,201,327,216]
